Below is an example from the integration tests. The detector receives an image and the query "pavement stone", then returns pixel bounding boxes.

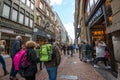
[0,53,107,80]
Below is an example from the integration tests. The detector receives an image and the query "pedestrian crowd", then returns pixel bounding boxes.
[0,35,111,80]
[0,35,61,80]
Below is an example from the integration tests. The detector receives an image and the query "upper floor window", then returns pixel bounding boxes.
[46,9,49,16]
[2,4,10,19]
[26,0,30,7]
[90,0,94,10]
[12,9,18,21]
[21,0,26,3]
[31,3,34,10]
[86,3,90,16]
[30,19,33,28]
[95,0,98,4]
[39,2,43,9]
[38,17,42,25]
[19,13,24,24]
[25,16,29,26]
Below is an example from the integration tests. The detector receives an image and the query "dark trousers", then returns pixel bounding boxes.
[94,57,107,66]
[0,55,7,74]
[39,61,42,70]
[25,75,36,80]
[10,59,17,77]
[63,49,66,55]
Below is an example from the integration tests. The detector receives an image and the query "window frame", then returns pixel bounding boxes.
[19,13,24,24]
[2,4,11,19]
[30,19,33,28]
[21,0,26,3]
[26,0,30,7]
[11,8,18,22]
[25,16,29,26]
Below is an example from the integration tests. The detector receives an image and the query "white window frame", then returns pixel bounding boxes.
[25,16,29,26]
[30,19,33,28]
[39,2,43,9]
[19,13,24,24]
[21,0,25,3]
[2,4,10,18]
[26,0,30,7]
[12,9,18,22]
[31,3,34,10]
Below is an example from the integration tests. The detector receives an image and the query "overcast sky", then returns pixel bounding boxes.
[50,0,75,40]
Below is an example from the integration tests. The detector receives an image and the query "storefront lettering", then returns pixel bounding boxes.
[89,7,102,26]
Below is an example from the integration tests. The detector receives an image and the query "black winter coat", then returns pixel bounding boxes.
[24,48,39,77]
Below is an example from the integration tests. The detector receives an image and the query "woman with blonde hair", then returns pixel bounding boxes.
[0,40,9,76]
[23,40,39,80]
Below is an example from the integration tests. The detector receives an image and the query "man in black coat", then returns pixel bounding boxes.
[10,36,22,80]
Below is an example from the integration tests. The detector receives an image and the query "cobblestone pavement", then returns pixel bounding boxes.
[0,53,105,80]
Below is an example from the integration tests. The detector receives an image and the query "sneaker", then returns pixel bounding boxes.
[94,65,100,68]
[9,76,18,80]
[9,77,14,80]
[105,66,111,69]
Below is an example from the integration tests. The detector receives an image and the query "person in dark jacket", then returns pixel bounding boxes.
[10,36,22,80]
[24,40,39,80]
[62,44,66,55]
[44,40,61,80]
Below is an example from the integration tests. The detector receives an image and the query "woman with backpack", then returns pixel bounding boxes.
[23,41,39,80]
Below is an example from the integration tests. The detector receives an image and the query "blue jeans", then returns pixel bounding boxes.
[0,55,7,73]
[10,59,17,77]
[46,67,58,80]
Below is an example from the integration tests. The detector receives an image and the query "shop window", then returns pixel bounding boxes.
[2,4,10,19]
[12,9,18,22]
[30,19,33,28]
[19,13,24,24]
[25,16,29,26]
[26,0,30,7]
[21,0,26,3]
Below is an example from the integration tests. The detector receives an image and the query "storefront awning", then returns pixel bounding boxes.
[34,29,56,39]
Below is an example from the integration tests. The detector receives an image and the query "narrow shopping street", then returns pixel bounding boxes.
[0,52,116,80]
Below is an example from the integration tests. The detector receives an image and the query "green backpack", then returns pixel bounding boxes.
[40,44,53,61]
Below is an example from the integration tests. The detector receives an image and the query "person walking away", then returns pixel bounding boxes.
[86,42,93,63]
[66,44,70,55]
[70,44,74,57]
[10,36,22,80]
[76,44,79,53]
[72,44,76,54]
[23,41,39,80]
[34,44,43,71]
[80,41,87,62]
[44,40,61,80]
[0,40,9,76]
[62,44,66,55]
[94,40,111,69]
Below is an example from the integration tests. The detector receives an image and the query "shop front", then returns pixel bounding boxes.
[85,0,117,74]
[33,28,55,45]
[0,28,31,55]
